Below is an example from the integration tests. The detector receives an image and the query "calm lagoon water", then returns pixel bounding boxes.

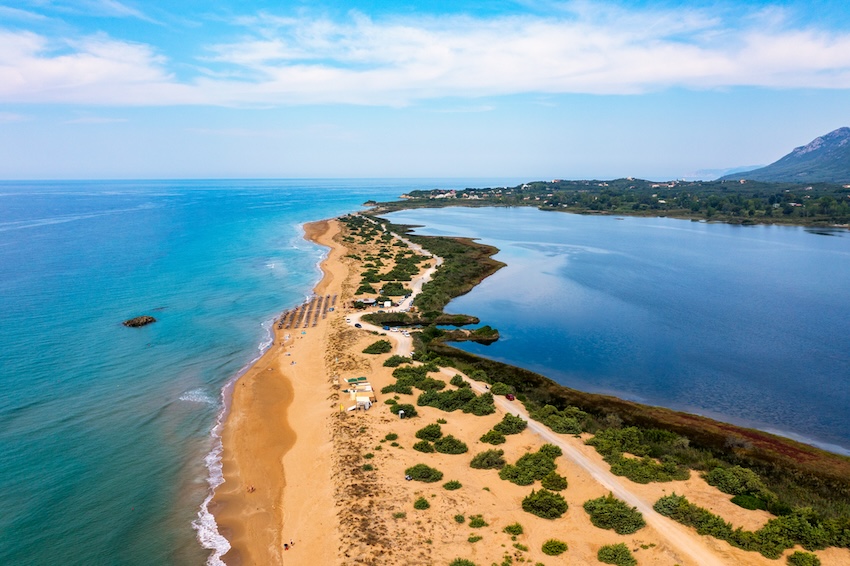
[0,178,528,565]
[383,207,850,455]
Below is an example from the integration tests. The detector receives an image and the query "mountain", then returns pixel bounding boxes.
[721,127,850,183]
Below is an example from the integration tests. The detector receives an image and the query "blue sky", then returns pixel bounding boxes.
[2,0,850,180]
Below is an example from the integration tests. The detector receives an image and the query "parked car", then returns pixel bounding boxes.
[354,323,362,328]
[505,394,516,401]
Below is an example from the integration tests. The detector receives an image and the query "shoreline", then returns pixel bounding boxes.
[210,219,341,565]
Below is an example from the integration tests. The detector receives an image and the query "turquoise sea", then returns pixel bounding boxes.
[0,179,526,565]
[384,206,850,455]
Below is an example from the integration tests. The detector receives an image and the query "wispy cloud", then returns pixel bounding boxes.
[0,111,29,123]
[3,3,850,106]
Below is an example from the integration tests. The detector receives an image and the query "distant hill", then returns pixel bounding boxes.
[721,127,850,183]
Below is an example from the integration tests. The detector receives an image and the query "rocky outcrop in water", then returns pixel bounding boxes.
[123,315,156,327]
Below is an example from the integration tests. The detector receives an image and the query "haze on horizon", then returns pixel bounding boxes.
[2,0,850,181]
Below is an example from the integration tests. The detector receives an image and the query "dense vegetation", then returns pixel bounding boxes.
[521,488,568,519]
[405,463,444,483]
[417,388,495,416]
[372,177,850,226]
[654,493,850,559]
[470,449,506,470]
[541,539,568,556]
[583,493,646,534]
[597,543,637,566]
[362,339,392,354]
[499,444,562,486]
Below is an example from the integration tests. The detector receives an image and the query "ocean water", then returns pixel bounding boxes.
[383,207,850,455]
[0,178,527,565]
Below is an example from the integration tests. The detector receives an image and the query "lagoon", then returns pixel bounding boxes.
[383,206,850,455]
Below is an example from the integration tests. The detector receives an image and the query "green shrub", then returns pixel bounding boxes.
[787,551,821,566]
[434,435,469,454]
[417,389,495,416]
[384,355,413,367]
[467,535,483,543]
[443,480,462,490]
[362,464,374,471]
[583,493,646,534]
[731,493,768,511]
[541,471,568,491]
[390,403,417,418]
[450,374,470,388]
[470,449,506,470]
[413,440,435,453]
[541,539,568,556]
[437,418,447,424]
[597,543,636,566]
[363,339,392,354]
[493,413,527,435]
[413,496,430,510]
[468,514,488,528]
[499,447,559,486]
[521,489,568,519]
[449,559,475,566]
[530,404,588,435]
[405,463,444,483]
[381,383,413,395]
[480,430,506,445]
[454,514,466,524]
[503,522,523,536]
[384,433,398,441]
[416,423,443,441]
[490,382,513,396]
[392,511,406,519]
[384,398,397,405]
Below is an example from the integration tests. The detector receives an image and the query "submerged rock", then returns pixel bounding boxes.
[123,315,156,328]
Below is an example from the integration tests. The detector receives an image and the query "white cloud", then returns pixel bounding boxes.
[3,3,850,107]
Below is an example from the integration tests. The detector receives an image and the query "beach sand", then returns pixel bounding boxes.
[212,217,849,566]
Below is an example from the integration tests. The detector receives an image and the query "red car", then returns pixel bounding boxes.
[505,394,516,401]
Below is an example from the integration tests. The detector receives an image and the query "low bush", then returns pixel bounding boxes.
[390,403,417,418]
[583,493,646,534]
[384,355,413,367]
[499,446,560,486]
[470,449,506,470]
[384,433,398,441]
[503,523,523,536]
[731,493,768,511]
[467,535,482,543]
[450,374,470,388]
[541,539,568,556]
[597,543,636,566]
[493,413,527,435]
[381,383,413,395]
[384,398,397,405]
[449,559,475,566]
[363,339,392,354]
[454,514,465,524]
[468,514,488,528]
[413,497,430,510]
[443,480,462,490]
[416,423,443,441]
[787,551,821,566]
[413,440,435,453]
[405,463,444,483]
[417,389,495,416]
[480,430,506,445]
[521,489,568,519]
[434,435,469,454]
[530,404,588,435]
[490,382,513,396]
[541,471,568,491]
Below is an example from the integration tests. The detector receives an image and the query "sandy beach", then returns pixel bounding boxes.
[212,216,849,566]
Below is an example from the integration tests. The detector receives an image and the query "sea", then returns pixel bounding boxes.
[0,178,521,566]
[2,182,849,565]
[383,206,850,456]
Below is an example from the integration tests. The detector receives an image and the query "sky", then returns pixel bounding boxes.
[2,0,850,180]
